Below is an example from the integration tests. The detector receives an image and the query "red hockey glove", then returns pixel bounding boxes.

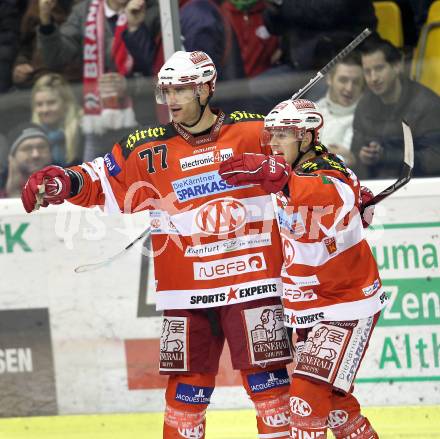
[21,165,72,213]
[219,153,291,193]
[360,185,375,228]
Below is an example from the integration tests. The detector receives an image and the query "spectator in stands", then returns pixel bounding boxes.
[1,123,52,198]
[316,52,364,166]
[31,73,83,166]
[127,0,246,116]
[129,0,245,81]
[262,0,377,71]
[13,0,82,89]
[220,0,280,78]
[180,0,245,81]
[0,0,20,93]
[37,0,158,76]
[37,0,159,158]
[352,35,440,178]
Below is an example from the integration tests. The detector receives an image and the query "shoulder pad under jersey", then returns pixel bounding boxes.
[225,110,266,124]
[118,124,174,159]
[298,152,350,178]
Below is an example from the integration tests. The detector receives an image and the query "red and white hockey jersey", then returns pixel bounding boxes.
[276,153,389,328]
[68,110,283,310]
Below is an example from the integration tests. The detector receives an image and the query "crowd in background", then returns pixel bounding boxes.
[0,0,439,198]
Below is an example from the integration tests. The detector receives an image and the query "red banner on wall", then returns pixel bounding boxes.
[125,339,243,390]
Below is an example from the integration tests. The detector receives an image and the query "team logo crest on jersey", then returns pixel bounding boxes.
[194,198,247,235]
[244,305,292,365]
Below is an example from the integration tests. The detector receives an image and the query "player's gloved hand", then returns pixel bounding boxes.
[21,165,71,213]
[360,185,375,228]
[219,153,291,193]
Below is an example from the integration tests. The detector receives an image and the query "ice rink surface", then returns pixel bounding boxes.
[0,406,439,439]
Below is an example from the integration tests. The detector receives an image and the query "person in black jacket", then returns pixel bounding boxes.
[125,0,245,81]
[0,0,20,92]
[263,0,377,71]
[351,35,440,179]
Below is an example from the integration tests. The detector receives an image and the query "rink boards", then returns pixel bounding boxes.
[0,178,439,417]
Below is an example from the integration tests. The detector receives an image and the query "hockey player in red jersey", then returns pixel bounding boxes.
[21,51,293,438]
[219,98,387,438]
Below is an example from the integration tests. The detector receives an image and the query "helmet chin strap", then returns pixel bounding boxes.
[292,139,313,169]
[181,95,211,129]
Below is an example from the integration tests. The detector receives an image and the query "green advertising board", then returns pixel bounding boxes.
[357,222,440,384]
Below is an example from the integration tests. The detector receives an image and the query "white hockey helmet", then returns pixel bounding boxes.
[156,51,217,105]
[261,99,324,150]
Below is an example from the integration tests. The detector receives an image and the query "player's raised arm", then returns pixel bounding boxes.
[21,134,159,214]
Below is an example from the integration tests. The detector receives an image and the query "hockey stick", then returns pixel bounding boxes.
[362,120,414,209]
[291,28,372,100]
[74,227,151,273]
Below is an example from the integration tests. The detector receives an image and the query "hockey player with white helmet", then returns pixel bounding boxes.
[21,51,293,438]
[261,99,325,167]
[220,98,384,438]
[155,51,217,127]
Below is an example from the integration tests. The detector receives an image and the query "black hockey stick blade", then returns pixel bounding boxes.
[74,227,151,273]
[363,120,414,208]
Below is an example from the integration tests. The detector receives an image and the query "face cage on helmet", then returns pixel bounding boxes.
[155,83,207,105]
